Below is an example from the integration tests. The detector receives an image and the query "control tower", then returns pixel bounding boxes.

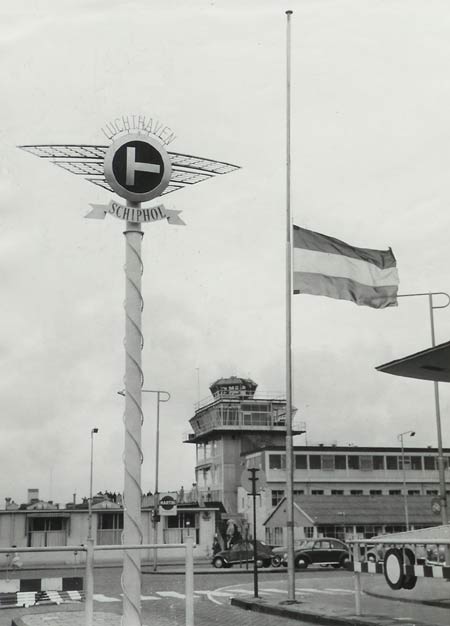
[184,376,304,514]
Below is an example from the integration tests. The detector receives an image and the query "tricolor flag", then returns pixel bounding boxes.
[293,226,399,309]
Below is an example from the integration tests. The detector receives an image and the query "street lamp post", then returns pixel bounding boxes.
[88,427,99,541]
[397,291,449,525]
[146,389,170,571]
[397,430,415,531]
[117,388,170,570]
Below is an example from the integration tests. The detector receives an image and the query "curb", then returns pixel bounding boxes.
[230,597,431,626]
[363,589,450,610]
[142,567,282,575]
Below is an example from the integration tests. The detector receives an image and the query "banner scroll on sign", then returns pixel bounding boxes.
[86,201,185,225]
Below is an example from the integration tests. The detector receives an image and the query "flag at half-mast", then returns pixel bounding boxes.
[293,226,399,309]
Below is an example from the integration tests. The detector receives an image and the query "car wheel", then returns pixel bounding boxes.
[295,556,308,569]
[213,557,225,569]
[255,558,264,568]
[367,553,377,563]
[271,555,282,568]
[340,555,352,570]
[331,564,340,569]
[262,559,272,568]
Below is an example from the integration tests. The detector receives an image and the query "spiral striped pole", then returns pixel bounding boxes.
[122,204,144,626]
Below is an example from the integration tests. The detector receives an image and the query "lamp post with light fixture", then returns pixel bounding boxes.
[117,388,170,571]
[397,429,415,530]
[88,427,99,541]
[397,291,449,525]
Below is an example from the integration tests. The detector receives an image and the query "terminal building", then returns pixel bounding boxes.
[184,376,450,545]
[1,375,448,563]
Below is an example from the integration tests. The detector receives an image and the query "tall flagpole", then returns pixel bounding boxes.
[285,8,296,604]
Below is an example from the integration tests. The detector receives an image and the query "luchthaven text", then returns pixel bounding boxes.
[101,115,176,145]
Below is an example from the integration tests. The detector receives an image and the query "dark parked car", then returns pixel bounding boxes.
[212,540,273,569]
[282,538,351,569]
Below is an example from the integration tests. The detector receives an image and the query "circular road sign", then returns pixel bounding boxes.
[104,133,172,202]
[159,494,177,511]
[431,497,441,515]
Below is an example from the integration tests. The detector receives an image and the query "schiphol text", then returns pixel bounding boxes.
[109,201,166,223]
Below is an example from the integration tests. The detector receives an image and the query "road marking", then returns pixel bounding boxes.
[93,594,121,603]
[156,591,186,599]
[141,595,162,601]
[325,588,354,594]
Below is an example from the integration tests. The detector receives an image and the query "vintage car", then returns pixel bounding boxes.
[211,540,274,568]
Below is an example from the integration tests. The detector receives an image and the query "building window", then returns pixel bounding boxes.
[304,527,314,538]
[271,490,285,507]
[360,456,373,471]
[370,490,382,496]
[335,455,347,470]
[269,454,286,470]
[408,490,420,495]
[350,490,363,495]
[311,490,324,495]
[426,490,438,495]
[265,526,283,546]
[398,456,411,470]
[385,525,406,533]
[389,489,401,495]
[27,517,68,547]
[293,490,304,496]
[331,489,344,495]
[309,455,321,470]
[295,454,307,470]
[424,456,436,470]
[164,512,199,544]
[348,455,360,470]
[97,512,123,545]
[386,456,398,470]
[321,455,335,471]
[410,456,422,470]
[372,456,384,470]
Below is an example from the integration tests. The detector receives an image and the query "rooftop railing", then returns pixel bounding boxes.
[194,389,286,412]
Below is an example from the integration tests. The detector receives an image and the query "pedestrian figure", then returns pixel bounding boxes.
[212,535,221,555]
[9,547,23,570]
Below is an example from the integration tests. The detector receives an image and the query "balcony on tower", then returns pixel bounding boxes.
[184,376,305,443]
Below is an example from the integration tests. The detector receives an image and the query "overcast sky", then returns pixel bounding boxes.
[1,0,450,506]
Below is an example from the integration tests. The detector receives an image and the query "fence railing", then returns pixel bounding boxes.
[347,537,450,617]
[0,539,195,626]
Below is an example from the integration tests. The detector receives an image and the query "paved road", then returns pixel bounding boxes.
[2,566,447,626]
[0,567,349,626]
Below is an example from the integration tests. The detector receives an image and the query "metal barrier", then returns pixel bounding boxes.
[1,537,195,626]
[347,537,450,616]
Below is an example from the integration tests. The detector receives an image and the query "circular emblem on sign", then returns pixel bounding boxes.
[104,133,172,202]
[160,495,176,510]
[431,497,441,515]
